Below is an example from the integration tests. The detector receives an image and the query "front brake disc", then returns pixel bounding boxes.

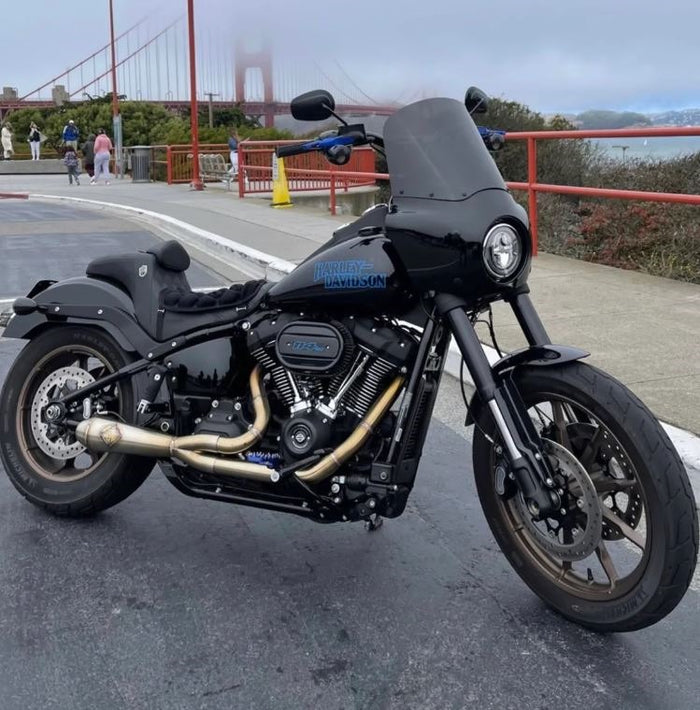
[566,422,643,540]
[514,439,603,562]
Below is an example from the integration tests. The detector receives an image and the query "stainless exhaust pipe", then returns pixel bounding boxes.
[174,365,269,453]
[76,373,405,486]
[77,365,269,455]
[295,376,404,483]
[75,417,277,482]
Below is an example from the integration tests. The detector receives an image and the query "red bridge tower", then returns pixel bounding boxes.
[234,41,275,128]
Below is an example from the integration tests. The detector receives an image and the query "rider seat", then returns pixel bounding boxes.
[86,240,268,341]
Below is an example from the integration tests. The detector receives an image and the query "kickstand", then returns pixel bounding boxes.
[364,513,383,532]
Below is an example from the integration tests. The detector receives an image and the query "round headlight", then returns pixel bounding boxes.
[482,224,522,280]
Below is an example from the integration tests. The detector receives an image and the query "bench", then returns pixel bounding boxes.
[198,153,233,190]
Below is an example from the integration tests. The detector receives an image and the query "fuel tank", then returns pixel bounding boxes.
[267,235,415,315]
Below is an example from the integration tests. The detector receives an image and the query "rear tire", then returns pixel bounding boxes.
[472,361,698,632]
[0,327,155,517]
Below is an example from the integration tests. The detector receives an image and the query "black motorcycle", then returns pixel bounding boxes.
[1,88,696,632]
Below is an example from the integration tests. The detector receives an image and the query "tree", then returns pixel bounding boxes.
[3,101,291,151]
[481,98,596,187]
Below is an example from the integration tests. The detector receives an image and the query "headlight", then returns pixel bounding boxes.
[482,223,522,280]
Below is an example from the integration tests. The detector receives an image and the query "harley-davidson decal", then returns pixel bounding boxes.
[313,259,387,289]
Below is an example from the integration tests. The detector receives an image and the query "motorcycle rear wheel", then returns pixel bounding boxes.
[0,327,154,517]
[472,361,698,632]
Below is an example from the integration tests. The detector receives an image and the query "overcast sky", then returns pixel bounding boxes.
[3,0,699,114]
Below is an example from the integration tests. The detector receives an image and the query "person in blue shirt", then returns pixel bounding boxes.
[62,120,79,150]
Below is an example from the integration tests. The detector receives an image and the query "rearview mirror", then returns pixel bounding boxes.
[290,90,336,121]
[465,86,489,114]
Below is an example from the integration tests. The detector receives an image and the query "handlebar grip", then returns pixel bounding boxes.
[488,133,505,151]
[276,144,309,158]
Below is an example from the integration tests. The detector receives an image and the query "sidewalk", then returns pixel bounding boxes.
[1,175,698,446]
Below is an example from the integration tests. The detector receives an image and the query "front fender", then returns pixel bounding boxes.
[465,344,589,426]
[2,277,157,355]
[491,344,589,376]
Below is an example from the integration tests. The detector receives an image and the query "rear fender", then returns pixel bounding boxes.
[465,344,589,427]
[2,277,157,355]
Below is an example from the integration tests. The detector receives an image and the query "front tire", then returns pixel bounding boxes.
[473,361,698,632]
[0,327,155,517]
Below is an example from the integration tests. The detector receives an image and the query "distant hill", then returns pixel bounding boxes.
[543,108,700,129]
[648,109,700,126]
[576,110,652,129]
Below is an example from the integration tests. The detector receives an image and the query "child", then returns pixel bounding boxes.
[63,146,80,185]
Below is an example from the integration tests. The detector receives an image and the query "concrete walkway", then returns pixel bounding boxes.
[1,174,698,441]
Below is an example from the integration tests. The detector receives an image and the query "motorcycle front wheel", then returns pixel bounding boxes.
[472,361,698,632]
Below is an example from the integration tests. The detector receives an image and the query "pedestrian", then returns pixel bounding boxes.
[63,145,80,185]
[62,119,79,149]
[91,128,112,185]
[81,133,95,178]
[28,122,42,160]
[1,122,14,160]
[228,128,239,177]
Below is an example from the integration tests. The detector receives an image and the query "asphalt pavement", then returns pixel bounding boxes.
[0,334,699,709]
[0,201,233,299]
[0,198,699,709]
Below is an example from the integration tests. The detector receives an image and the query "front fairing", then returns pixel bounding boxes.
[382,97,531,298]
[384,97,508,201]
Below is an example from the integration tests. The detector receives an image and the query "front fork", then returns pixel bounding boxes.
[436,293,560,518]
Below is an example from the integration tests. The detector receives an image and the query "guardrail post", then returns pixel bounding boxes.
[238,141,245,199]
[527,137,539,255]
[330,171,337,215]
[166,145,173,185]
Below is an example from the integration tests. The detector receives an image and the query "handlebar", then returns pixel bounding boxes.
[275,125,505,159]
[276,134,355,159]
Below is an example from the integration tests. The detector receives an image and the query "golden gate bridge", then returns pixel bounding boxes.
[0,15,400,126]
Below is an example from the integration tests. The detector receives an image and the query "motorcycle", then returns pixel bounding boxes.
[1,88,696,632]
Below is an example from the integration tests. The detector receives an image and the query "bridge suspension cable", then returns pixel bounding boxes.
[7,15,399,119]
[68,17,183,99]
[333,60,379,105]
[19,18,146,100]
[311,61,360,105]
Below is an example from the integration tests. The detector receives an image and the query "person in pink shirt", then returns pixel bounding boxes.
[91,128,113,185]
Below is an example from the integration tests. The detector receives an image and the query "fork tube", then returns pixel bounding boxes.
[436,294,558,515]
[386,313,437,461]
[507,293,551,346]
[439,302,519,458]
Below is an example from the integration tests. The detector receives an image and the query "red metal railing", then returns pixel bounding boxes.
[164,129,700,250]
[236,140,376,197]
[164,140,377,193]
[505,126,700,253]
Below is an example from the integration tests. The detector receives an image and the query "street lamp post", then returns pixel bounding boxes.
[188,0,203,190]
[612,144,629,165]
[204,92,220,128]
[108,0,123,179]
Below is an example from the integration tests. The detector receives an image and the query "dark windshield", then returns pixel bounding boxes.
[384,97,506,201]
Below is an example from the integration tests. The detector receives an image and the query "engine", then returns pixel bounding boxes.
[245,313,417,462]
